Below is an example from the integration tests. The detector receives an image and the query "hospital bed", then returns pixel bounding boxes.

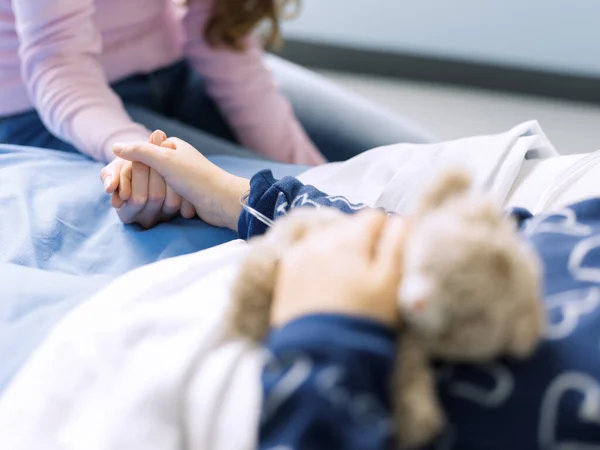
[0,121,599,448]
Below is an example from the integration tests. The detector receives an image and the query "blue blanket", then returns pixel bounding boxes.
[0,145,305,389]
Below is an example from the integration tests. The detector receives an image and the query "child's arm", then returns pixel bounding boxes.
[260,315,396,450]
[114,137,250,230]
[258,212,406,449]
[182,1,325,166]
[114,138,367,233]
[238,169,368,239]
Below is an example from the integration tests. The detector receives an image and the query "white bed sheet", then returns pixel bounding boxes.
[507,153,600,212]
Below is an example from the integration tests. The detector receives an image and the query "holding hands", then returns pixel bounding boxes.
[102,133,409,328]
[100,131,197,228]
[101,130,250,231]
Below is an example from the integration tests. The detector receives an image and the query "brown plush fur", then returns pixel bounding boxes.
[227,168,544,448]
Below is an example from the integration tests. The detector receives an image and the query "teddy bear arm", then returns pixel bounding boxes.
[228,245,280,341]
[394,333,445,449]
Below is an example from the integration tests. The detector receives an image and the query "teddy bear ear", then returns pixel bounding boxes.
[417,168,472,212]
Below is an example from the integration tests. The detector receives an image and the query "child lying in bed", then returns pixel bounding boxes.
[112,134,600,449]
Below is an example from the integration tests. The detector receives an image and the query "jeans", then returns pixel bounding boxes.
[0,56,436,162]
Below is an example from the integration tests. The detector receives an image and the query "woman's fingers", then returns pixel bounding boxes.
[118,161,133,201]
[101,159,122,194]
[181,199,196,219]
[137,168,167,229]
[117,162,150,224]
[130,162,150,207]
[111,192,125,209]
[162,185,182,216]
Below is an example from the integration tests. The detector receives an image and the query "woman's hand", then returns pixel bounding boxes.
[113,135,250,231]
[272,210,408,329]
[100,131,196,229]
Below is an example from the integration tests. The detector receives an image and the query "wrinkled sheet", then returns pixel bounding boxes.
[0,144,306,389]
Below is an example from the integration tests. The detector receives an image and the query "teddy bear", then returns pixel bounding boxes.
[226,168,545,449]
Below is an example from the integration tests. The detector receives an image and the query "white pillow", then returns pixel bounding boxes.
[299,120,558,214]
[507,153,600,212]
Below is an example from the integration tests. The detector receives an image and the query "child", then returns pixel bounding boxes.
[258,211,405,449]
[114,135,405,449]
[115,134,600,450]
[111,134,370,234]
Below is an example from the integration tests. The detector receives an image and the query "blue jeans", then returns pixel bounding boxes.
[0,56,436,162]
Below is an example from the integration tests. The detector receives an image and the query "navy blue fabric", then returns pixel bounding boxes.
[260,315,396,450]
[0,56,436,163]
[238,169,367,239]
[0,61,260,161]
[248,174,600,449]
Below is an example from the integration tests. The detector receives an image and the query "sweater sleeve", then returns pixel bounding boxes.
[238,170,367,239]
[12,0,150,161]
[260,314,397,450]
[182,0,325,166]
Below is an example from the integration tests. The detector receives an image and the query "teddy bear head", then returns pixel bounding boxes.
[398,169,544,362]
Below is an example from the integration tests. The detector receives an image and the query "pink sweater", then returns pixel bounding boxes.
[0,0,325,165]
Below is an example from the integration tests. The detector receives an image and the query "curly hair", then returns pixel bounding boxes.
[204,0,300,51]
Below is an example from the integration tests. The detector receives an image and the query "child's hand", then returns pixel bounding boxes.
[272,211,407,328]
[113,136,250,231]
[100,131,196,228]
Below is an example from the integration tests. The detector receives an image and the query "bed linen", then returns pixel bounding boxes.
[0,144,306,389]
[4,121,595,450]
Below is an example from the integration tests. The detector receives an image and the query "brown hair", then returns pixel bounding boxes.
[204,0,300,51]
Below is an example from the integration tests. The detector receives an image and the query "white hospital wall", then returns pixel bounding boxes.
[282,0,600,78]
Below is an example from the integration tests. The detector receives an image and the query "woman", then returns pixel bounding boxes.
[0,0,434,228]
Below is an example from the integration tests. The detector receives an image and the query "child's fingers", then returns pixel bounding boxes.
[345,210,387,260]
[159,138,182,216]
[119,161,133,202]
[181,199,196,219]
[113,142,170,169]
[372,216,408,279]
[161,140,177,150]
